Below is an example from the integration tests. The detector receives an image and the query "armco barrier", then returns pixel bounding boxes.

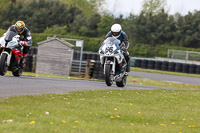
[131,57,200,75]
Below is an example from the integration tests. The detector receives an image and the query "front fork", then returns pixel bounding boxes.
[1,48,12,67]
[104,58,116,75]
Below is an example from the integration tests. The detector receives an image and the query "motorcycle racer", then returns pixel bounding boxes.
[106,23,130,74]
[4,21,32,68]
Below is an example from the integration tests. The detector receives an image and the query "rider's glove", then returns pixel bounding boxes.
[121,46,126,51]
[19,41,27,46]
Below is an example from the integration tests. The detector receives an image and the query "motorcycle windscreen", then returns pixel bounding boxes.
[104,37,121,46]
[5,31,17,42]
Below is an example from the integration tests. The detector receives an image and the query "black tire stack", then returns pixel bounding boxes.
[154,61,162,70]
[196,65,200,74]
[92,61,104,80]
[182,63,190,73]
[24,47,38,72]
[141,59,148,69]
[168,62,176,71]
[134,59,142,67]
[189,64,196,74]
[175,63,182,72]
[131,57,200,75]
[147,60,155,69]
[73,51,100,61]
[161,61,169,71]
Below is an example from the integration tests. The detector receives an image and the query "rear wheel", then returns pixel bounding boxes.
[116,75,127,87]
[105,64,113,86]
[0,53,8,76]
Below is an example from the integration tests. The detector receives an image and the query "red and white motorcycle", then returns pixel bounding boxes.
[0,31,25,76]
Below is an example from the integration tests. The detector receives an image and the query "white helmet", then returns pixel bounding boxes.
[111,24,122,38]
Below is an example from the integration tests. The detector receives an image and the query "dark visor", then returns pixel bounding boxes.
[112,32,120,36]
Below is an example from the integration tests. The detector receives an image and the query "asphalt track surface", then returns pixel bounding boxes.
[0,71,199,98]
[0,75,178,98]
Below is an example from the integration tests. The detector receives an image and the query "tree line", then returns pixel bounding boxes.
[0,0,200,49]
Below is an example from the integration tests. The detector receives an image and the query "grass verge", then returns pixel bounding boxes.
[131,67,200,78]
[0,89,200,133]
[127,76,200,90]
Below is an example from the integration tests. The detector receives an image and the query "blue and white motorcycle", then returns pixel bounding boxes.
[99,37,127,87]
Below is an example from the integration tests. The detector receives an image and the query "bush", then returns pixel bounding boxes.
[32,33,104,52]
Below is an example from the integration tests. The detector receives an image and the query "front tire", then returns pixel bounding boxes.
[0,53,8,76]
[105,64,113,86]
[12,68,22,77]
[116,75,127,87]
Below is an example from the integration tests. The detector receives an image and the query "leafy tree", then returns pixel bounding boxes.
[115,14,124,24]
[142,0,167,17]
[84,13,101,37]
[0,0,84,33]
[175,11,200,48]
[60,0,105,17]
[43,25,68,35]
[68,14,87,35]
[97,14,115,36]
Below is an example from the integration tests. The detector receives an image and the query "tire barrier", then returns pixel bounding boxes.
[154,61,162,70]
[141,59,148,69]
[189,64,196,74]
[147,60,155,69]
[73,51,100,61]
[23,47,38,72]
[175,63,182,72]
[196,65,200,74]
[82,53,88,61]
[28,47,38,56]
[131,57,200,75]
[182,63,190,73]
[161,61,169,71]
[168,62,175,71]
[134,59,142,67]
[89,61,104,80]
[23,55,34,72]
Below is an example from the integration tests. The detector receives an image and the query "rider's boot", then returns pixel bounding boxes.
[125,55,130,75]
[20,54,28,69]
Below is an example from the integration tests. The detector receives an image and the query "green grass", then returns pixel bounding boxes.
[128,67,200,90]
[6,71,86,80]
[127,76,200,90]
[132,67,200,78]
[0,89,200,133]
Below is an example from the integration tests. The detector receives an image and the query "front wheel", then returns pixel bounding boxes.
[0,53,8,76]
[12,68,22,77]
[105,64,113,86]
[116,75,127,87]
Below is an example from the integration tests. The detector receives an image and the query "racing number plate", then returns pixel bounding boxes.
[105,46,113,53]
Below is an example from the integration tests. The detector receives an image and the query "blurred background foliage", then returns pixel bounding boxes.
[0,0,200,57]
